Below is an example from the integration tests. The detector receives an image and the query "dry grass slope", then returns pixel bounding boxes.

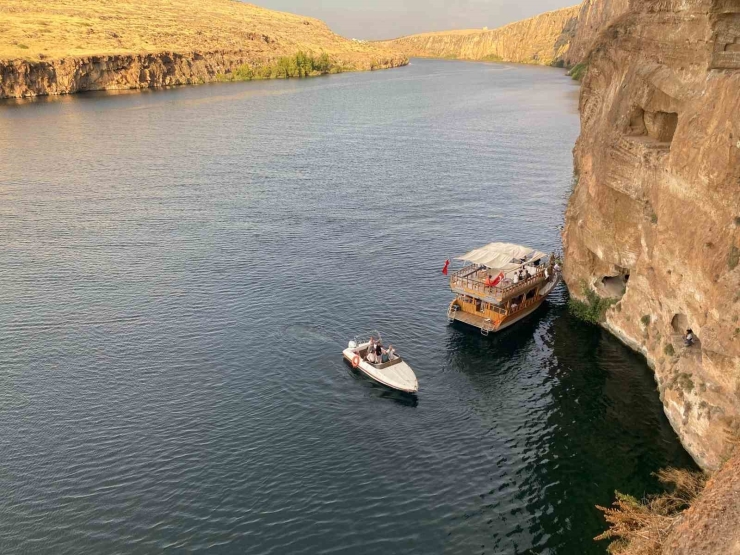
[595,468,706,554]
[0,0,399,64]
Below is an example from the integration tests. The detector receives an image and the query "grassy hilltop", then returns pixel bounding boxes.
[0,0,401,65]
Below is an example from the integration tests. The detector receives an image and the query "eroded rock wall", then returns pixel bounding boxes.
[563,0,630,67]
[0,50,407,99]
[379,6,580,66]
[563,0,740,470]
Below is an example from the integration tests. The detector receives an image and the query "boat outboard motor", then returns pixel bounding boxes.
[348,340,357,349]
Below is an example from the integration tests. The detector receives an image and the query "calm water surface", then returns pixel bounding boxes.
[0,59,695,554]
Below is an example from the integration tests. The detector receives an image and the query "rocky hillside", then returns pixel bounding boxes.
[378,6,581,66]
[562,0,740,471]
[0,0,407,99]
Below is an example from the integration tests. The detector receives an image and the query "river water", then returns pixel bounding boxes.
[0,59,695,554]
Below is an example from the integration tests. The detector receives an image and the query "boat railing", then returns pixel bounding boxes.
[506,294,542,316]
[450,265,548,300]
[488,304,507,316]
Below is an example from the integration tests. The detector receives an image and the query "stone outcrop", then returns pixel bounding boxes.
[563,0,740,471]
[378,6,581,66]
[563,0,629,67]
[0,50,406,99]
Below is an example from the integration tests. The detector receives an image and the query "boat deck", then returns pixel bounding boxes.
[449,294,546,334]
[450,264,548,302]
[449,309,493,329]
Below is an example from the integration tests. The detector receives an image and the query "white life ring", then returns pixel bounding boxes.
[351,354,361,368]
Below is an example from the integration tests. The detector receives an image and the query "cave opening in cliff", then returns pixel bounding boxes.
[646,111,678,143]
[601,273,629,298]
[628,107,678,144]
[671,313,689,334]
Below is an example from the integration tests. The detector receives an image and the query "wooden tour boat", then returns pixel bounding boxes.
[342,332,419,393]
[447,242,561,335]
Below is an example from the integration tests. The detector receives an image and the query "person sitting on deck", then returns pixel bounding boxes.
[485,272,504,288]
[518,269,526,282]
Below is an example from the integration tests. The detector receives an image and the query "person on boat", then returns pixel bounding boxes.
[375,342,383,360]
[554,262,562,273]
[518,269,526,282]
[512,272,520,284]
[485,272,504,288]
[381,346,392,364]
[386,345,396,360]
[684,329,695,346]
[367,337,376,362]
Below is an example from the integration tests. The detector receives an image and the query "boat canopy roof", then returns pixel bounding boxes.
[455,242,547,271]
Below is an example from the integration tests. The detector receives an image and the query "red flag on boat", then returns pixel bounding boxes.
[442,259,450,276]
[491,271,505,287]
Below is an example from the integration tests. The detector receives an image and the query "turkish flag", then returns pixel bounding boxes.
[491,271,505,287]
[442,259,450,275]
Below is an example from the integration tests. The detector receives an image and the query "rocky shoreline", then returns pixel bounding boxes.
[0,50,408,100]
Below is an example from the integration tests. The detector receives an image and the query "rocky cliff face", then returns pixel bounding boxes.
[563,0,629,67]
[379,6,580,66]
[0,50,406,99]
[563,0,740,471]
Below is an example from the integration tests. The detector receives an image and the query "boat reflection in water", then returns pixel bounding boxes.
[439,298,697,552]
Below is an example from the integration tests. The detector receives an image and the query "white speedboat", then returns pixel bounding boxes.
[342,332,419,394]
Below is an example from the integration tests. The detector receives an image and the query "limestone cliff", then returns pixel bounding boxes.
[0,50,405,99]
[563,0,629,67]
[378,6,580,66]
[0,0,406,99]
[563,0,740,471]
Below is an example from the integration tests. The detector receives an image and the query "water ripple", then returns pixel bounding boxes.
[0,59,696,555]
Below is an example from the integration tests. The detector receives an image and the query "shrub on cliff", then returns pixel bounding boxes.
[568,285,616,324]
[568,61,588,81]
[222,52,337,82]
[729,246,739,271]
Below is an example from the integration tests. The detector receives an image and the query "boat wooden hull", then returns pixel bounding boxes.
[449,299,543,332]
[448,274,560,334]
